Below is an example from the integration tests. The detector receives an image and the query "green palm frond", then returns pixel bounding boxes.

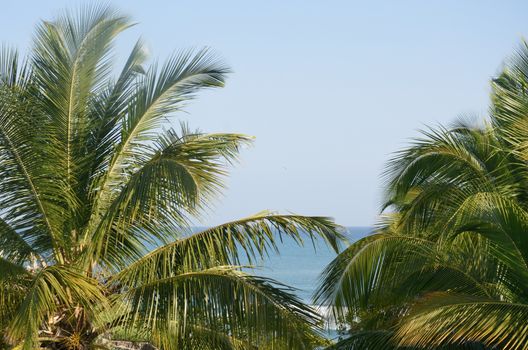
[0,44,29,87]
[0,86,59,260]
[82,38,148,211]
[30,6,133,257]
[395,293,528,349]
[0,257,28,280]
[86,49,228,230]
[0,258,29,326]
[315,233,494,324]
[7,266,107,350]
[118,266,321,349]
[0,217,39,264]
[109,130,253,230]
[317,233,433,312]
[150,323,248,350]
[86,130,254,269]
[114,212,342,286]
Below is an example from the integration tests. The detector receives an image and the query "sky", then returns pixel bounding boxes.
[1,1,528,226]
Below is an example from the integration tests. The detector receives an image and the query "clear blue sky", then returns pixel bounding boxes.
[1,1,527,226]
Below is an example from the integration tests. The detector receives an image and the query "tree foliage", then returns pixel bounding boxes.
[0,5,343,349]
[315,41,528,349]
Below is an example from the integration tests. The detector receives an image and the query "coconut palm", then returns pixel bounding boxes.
[315,42,528,349]
[0,6,343,350]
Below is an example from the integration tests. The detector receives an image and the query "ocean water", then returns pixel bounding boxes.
[245,227,372,303]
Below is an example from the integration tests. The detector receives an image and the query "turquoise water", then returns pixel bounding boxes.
[246,227,372,303]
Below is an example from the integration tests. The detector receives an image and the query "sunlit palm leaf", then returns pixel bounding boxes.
[114,212,342,286]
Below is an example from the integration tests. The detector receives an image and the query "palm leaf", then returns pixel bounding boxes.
[85,48,229,240]
[7,266,108,349]
[396,293,528,349]
[85,130,253,268]
[113,212,342,285]
[117,266,322,349]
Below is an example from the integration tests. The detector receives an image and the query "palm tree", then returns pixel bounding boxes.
[0,6,343,350]
[315,42,528,349]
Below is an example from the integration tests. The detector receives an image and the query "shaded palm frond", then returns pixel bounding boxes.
[7,266,107,349]
[326,330,397,350]
[118,266,322,349]
[395,293,528,350]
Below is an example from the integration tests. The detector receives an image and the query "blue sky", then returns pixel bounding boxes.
[1,1,528,226]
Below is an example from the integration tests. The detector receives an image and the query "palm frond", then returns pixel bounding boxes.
[326,330,396,350]
[7,266,108,349]
[117,266,322,349]
[85,130,253,268]
[85,49,229,239]
[0,217,39,264]
[113,212,342,285]
[315,232,496,324]
[149,323,249,350]
[396,293,528,349]
[30,4,133,254]
[0,86,59,260]
[86,39,148,191]
[0,259,29,332]
[0,44,29,87]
